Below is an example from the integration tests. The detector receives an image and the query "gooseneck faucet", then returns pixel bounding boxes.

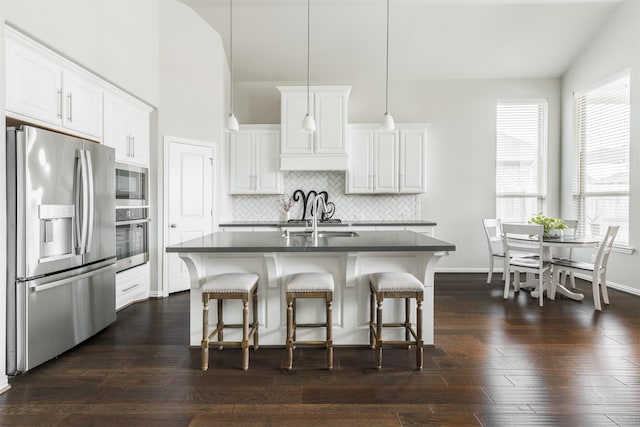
[311,194,327,241]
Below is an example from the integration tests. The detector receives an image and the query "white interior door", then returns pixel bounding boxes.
[167,140,214,294]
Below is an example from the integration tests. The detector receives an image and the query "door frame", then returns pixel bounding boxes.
[162,136,216,297]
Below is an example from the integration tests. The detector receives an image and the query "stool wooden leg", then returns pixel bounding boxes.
[326,292,333,370]
[252,287,259,350]
[286,293,294,371]
[405,297,411,348]
[242,298,249,371]
[376,297,383,370]
[416,297,423,370]
[201,294,210,371]
[369,290,375,349]
[217,299,224,350]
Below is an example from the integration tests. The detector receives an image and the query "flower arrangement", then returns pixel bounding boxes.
[278,193,295,213]
[528,213,567,237]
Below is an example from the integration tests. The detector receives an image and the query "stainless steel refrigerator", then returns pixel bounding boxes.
[6,125,117,374]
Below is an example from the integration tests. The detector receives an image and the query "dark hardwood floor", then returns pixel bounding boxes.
[1,273,639,426]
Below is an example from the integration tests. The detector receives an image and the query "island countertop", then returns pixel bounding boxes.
[166,230,455,253]
[219,219,438,228]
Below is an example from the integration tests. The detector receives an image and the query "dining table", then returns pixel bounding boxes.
[523,234,600,302]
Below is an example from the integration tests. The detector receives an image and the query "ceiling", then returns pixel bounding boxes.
[180,0,621,83]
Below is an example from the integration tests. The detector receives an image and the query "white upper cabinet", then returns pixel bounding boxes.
[347,124,427,194]
[399,127,427,193]
[228,125,283,194]
[5,27,102,140]
[103,89,151,166]
[278,86,350,171]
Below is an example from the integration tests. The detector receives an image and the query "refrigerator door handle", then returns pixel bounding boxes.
[28,263,115,293]
[75,150,89,254]
[85,150,95,253]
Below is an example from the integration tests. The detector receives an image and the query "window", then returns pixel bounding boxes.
[574,71,630,246]
[496,100,548,223]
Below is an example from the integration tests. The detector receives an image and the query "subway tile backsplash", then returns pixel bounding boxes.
[231,171,417,221]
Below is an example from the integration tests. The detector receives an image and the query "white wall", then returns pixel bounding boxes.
[234,77,562,272]
[0,0,11,395]
[561,0,640,294]
[156,0,232,296]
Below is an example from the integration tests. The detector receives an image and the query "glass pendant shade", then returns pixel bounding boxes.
[381,112,395,130]
[302,113,316,133]
[225,112,239,132]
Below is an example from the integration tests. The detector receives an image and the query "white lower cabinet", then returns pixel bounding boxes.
[116,263,150,311]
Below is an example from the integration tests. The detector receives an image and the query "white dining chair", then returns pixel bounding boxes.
[551,225,619,311]
[502,223,551,307]
[482,219,505,284]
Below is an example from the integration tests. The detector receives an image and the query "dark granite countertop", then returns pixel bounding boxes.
[166,230,454,253]
[220,220,438,228]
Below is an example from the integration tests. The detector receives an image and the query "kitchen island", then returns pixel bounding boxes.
[166,230,455,347]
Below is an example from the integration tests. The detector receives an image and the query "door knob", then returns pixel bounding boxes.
[170,223,177,228]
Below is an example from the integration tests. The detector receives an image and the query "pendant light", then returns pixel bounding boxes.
[381,0,395,130]
[225,0,239,133]
[301,0,316,133]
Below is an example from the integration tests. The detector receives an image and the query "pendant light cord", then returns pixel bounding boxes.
[385,0,390,115]
[307,0,311,115]
[229,0,234,114]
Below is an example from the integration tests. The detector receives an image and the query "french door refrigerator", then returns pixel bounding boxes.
[6,125,117,374]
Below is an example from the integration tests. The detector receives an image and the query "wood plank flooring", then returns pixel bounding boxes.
[1,273,639,426]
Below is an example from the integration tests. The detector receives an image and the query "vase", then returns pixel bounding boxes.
[283,211,290,222]
[546,228,563,238]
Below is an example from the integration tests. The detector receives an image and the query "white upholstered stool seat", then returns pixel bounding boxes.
[285,273,334,370]
[370,272,424,292]
[369,272,425,370]
[286,272,335,293]
[200,273,259,371]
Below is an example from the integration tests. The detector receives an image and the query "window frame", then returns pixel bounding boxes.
[573,70,631,251]
[495,98,549,223]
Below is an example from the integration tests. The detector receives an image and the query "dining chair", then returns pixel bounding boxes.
[502,223,551,307]
[551,225,619,311]
[482,219,505,284]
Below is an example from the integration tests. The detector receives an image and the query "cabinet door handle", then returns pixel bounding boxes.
[67,93,73,122]
[131,136,135,158]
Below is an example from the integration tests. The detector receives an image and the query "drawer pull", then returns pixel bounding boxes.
[122,283,140,293]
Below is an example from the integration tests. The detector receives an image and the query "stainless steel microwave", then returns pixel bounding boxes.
[115,163,148,206]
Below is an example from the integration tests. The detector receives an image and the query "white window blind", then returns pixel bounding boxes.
[574,72,630,246]
[496,100,547,223]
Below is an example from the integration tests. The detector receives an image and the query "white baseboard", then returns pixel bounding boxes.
[434,268,640,297]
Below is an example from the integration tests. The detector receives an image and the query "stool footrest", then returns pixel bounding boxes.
[207,323,258,341]
[290,340,331,347]
[294,322,328,328]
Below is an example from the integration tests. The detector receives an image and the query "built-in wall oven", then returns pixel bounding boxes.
[115,163,150,272]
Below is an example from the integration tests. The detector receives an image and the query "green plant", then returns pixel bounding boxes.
[528,213,567,236]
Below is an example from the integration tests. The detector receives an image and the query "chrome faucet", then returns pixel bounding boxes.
[311,194,327,240]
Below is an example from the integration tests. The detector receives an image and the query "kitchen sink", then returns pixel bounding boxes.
[284,231,359,238]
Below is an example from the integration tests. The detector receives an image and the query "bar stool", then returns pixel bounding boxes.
[369,272,424,370]
[285,273,334,370]
[201,273,259,371]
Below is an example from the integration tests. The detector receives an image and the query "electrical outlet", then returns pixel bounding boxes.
[591,253,597,262]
